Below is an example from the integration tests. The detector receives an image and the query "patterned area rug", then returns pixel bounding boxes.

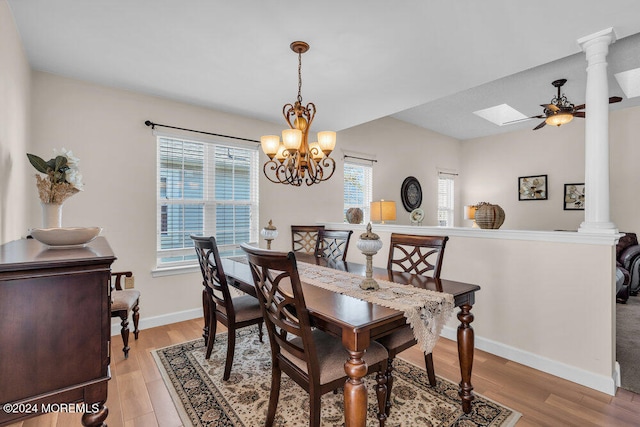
[152,328,521,426]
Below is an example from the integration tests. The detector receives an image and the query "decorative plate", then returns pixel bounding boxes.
[410,208,424,224]
[31,227,102,247]
[401,176,422,212]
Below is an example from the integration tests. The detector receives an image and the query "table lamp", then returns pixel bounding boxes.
[464,205,479,228]
[370,200,396,224]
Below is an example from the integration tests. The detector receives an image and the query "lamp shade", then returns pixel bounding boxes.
[317,131,337,155]
[370,200,397,223]
[260,135,280,159]
[282,128,302,152]
[464,205,477,220]
[545,112,574,127]
[274,144,289,163]
[308,142,324,160]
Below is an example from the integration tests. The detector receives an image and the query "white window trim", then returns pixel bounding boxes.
[344,160,374,224]
[437,169,457,227]
[154,132,259,273]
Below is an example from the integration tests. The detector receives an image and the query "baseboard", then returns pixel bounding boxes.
[111,307,203,337]
[110,308,618,395]
[440,326,617,396]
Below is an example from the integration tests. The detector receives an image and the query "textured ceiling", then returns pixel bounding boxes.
[8,0,640,140]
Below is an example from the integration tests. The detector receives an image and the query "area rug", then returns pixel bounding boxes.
[152,328,521,426]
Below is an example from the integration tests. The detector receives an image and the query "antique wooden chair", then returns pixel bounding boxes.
[291,225,325,255]
[377,233,449,415]
[192,235,264,381]
[315,229,353,262]
[241,243,389,427]
[111,271,140,359]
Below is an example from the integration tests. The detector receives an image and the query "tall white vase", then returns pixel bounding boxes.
[41,202,63,228]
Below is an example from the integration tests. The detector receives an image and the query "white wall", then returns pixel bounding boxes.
[610,106,640,232]
[460,107,640,233]
[339,117,461,227]
[0,0,31,244]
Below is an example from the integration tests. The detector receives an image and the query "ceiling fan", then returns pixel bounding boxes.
[510,79,622,130]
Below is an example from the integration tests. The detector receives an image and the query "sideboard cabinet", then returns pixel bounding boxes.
[0,237,115,426]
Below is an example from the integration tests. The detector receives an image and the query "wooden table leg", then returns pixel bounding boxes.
[344,349,368,427]
[457,303,475,413]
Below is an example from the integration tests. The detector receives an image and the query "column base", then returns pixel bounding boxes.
[578,222,618,234]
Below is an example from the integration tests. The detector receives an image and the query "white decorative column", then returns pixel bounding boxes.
[577,28,618,234]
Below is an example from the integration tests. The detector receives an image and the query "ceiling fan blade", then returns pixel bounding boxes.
[574,112,585,118]
[533,121,547,130]
[570,96,620,112]
[541,103,559,112]
[502,115,546,125]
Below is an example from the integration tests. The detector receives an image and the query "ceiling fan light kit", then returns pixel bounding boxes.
[506,78,623,130]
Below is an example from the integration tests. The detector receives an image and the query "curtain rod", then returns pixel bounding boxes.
[343,154,378,163]
[144,120,260,144]
[438,171,459,176]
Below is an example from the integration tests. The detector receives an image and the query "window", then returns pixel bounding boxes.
[437,173,455,227]
[344,162,373,222]
[156,136,259,267]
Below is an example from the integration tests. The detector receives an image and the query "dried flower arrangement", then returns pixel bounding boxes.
[27,148,84,204]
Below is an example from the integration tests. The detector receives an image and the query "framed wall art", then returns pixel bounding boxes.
[564,183,585,210]
[518,174,548,200]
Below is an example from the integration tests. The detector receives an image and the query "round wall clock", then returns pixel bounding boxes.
[400,176,422,212]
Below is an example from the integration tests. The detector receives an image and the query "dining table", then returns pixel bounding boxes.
[220,252,481,427]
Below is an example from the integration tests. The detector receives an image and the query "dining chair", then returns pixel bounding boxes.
[315,229,353,262]
[111,271,141,359]
[291,225,325,255]
[377,233,449,415]
[241,243,389,427]
[192,235,264,381]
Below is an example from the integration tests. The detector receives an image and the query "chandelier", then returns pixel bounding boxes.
[260,41,336,186]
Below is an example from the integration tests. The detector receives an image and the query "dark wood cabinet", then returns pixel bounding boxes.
[0,237,115,426]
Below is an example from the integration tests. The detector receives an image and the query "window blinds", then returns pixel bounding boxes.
[157,136,258,266]
[344,162,373,223]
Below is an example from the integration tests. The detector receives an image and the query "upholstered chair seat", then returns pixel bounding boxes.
[110,271,141,359]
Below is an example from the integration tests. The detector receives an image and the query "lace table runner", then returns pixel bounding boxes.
[228,256,455,354]
[296,263,454,354]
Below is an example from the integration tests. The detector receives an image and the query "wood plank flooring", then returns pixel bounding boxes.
[7,318,640,426]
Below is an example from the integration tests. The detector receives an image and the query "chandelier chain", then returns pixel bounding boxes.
[297,51,303,103]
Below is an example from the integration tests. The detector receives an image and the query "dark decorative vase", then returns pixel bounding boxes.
[346,207,363,224]
[474,203,505,229]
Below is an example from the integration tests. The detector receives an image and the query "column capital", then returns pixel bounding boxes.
[577,27,617,53]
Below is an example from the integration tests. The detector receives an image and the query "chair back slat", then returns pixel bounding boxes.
[387,233,449,278]
[315,229,353,262]
[191,235,235,319]
[241,244,320,377]
[291,225,325,254]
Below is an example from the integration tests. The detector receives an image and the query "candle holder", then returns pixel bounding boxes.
[356,222,383,290]
[260,220,278,249]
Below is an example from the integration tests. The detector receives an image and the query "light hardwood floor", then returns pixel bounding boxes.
[7,318,640,427]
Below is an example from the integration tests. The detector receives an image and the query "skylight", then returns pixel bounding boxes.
[614,68,640,99]
[473,104,528,126]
